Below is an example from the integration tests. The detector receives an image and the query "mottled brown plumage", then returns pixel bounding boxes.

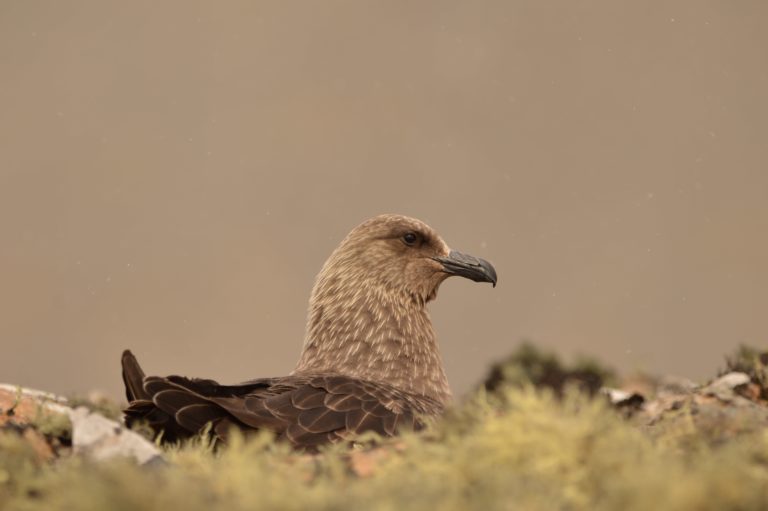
[122,214,496,449]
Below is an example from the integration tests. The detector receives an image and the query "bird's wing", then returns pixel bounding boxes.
[122,350,272,443]
[211,374,433,448]
[124,368,438,449]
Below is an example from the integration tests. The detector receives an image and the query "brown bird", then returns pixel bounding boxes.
[122,214,497,449]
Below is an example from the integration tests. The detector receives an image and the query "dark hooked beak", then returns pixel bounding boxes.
[432,250,498,287]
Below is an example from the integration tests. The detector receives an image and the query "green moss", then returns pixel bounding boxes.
[30,407,71,442]
[3,386,768,511]
[483,342,617,397]
[0,431,48,508]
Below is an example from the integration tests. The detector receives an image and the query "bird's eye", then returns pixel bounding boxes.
[402,232,418,246]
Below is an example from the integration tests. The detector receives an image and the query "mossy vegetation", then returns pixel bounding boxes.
[483,342,617,397]
[723,344,768,400]
[3,346,768,511]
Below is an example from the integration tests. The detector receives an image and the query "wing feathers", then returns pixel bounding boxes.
[298,407,347,433]
[324,393,362,412]
[175,404,226,432]
[122,353,433,449]
[153,389,209,413]
[291,386,328,409]
[121,350,149,402]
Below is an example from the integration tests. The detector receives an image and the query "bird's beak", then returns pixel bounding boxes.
[432,250,498,287]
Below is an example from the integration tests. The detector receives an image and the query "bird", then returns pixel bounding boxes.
[122,214,497,450]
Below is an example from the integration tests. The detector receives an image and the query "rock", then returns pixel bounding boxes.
[602,387,645,411]
[0,383,162,466]
[636,371,768,443]
[701,372,751,403]
[0,384,71,462]
[657,375,699,395]
[69,406,163,465]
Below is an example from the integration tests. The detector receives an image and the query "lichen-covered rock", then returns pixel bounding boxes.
[703,372,752,402]
[0,384,161,466]
[632,371,768,444]
[0,385,71,462]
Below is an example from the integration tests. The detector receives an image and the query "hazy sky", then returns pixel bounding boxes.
[1,1,766,400]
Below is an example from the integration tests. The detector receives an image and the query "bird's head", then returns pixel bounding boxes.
[320,214,497,306]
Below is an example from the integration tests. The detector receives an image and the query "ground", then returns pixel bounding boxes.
[1,345,768,511]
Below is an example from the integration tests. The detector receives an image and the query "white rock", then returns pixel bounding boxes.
[703,372,751,401]
[0,383,163,465]
[69,406,163,465]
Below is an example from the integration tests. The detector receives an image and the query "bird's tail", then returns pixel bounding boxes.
[121,349,150,402]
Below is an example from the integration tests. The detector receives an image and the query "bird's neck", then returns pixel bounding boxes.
[293,279,452,405]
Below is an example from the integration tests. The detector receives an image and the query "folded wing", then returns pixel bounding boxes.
[122,350,440,449]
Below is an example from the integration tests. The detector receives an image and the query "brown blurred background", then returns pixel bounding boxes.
[1,1,766,400]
